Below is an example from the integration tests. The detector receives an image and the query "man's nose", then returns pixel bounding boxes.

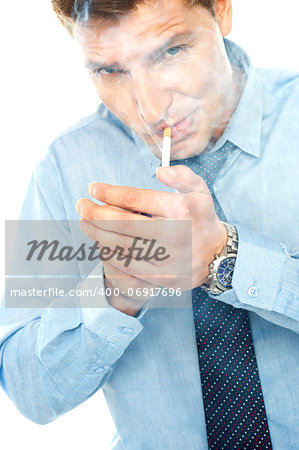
[131,70,172,127]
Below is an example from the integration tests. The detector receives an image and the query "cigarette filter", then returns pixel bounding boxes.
[162,127,171,167]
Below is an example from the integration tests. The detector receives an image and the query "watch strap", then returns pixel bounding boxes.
[202,222,238,295]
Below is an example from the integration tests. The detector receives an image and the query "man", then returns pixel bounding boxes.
[0,0,298,448]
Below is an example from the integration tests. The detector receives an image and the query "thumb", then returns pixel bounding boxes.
[156,165,209,194]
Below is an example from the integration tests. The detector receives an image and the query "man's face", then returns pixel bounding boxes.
[75,0,234,160]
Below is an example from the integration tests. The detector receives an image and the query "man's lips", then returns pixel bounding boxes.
[171,112,196,140]
[154,109,197,141]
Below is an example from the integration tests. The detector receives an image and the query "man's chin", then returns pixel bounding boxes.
[169,141,207,161]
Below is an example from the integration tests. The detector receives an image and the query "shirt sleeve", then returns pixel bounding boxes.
[211,224,299,334]
[0,147,146,424]
[0,297,144,424]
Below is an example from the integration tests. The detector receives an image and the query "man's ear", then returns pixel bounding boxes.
[215,0,232,36]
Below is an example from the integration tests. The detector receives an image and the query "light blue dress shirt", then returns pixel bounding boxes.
[1,39,299,449]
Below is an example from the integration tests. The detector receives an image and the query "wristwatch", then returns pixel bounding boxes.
[202,222,238,296]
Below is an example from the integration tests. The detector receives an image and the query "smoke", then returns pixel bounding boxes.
[72,0,244,161]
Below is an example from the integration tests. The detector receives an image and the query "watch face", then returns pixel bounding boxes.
[216,257,236,288]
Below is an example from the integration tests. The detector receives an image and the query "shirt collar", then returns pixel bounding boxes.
[130,38,263,176]
[217,39,263,158]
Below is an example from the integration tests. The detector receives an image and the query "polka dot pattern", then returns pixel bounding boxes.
[173,142,272,449]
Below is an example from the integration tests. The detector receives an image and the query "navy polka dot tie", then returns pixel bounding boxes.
[173,143,272,449]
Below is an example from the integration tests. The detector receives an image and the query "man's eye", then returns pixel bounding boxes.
[99,67,119,75]
[159,45,189,62]
[91,67,123,78]
[165,46,181,56]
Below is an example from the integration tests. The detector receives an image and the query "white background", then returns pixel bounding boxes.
[1,1,298,449]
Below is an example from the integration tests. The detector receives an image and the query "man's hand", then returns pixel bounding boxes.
[76,165,227,314]
[102,261,155,316]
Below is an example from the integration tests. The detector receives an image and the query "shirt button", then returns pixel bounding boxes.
[247,286,259,298]
[95,365,109,374]
[119,326,133,335]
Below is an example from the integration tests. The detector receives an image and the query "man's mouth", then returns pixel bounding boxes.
[155,109,197,141]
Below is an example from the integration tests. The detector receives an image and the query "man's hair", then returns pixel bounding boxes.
[51,0,216,33]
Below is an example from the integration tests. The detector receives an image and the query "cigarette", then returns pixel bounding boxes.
[162,127,171,167]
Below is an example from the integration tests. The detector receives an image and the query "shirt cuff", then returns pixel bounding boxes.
[78,263,144,348]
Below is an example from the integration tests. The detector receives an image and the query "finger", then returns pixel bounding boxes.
[77,199,154,228]
[79,219,134,256]
[87,182,177,218]
[77,200,152,236]
[156,165,210,194]
[77,202,181,244]
[79,220,176,267]
[103,261,154,301]
[105,292,147,316]
[77,200,151,222]
[103,248,181,289]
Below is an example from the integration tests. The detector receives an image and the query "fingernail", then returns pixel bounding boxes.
[88,183,97,197]
[157,167,176,178]
[161,167,176,178]
[76,199,83,215]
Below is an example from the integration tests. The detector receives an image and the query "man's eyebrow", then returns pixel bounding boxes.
[84,31,196,71]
